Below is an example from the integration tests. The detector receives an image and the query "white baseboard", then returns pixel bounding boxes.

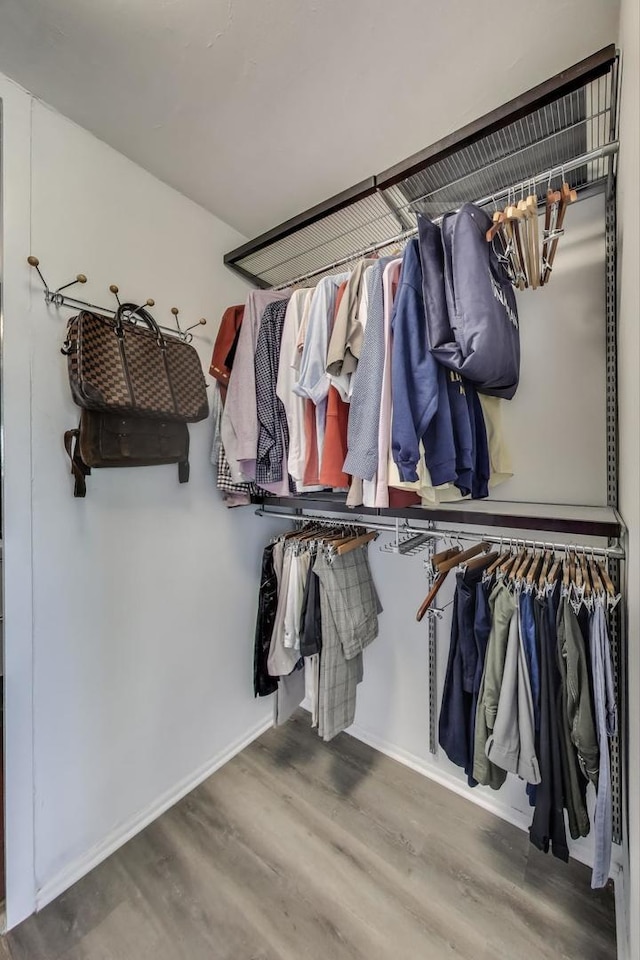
[35,715,273,912]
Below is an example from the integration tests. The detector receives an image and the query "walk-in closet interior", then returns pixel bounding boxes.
[0,2,637,959]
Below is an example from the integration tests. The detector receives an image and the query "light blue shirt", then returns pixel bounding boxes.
[294,272,350,467]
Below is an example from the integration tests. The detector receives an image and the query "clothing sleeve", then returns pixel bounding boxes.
[421,366,458,488]
[391,275,441,482]
[343,264,384,480]
[485,611,520,773]
[220,296,254,480]
[295,281,334,405]
[210,382,223,466]
[482,595,514,730]
[277,292,310,484]
[230,302,261,469]
[564,602,600,786]
[516,613,541,784]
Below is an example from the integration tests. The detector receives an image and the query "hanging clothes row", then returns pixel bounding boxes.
[210,203,519,509]
[253,525,382,742]
[438,544,618,890]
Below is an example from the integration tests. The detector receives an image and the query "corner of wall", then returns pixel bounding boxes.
[0,71,37,927]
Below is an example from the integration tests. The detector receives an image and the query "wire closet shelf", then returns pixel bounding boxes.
[224,46,618,290]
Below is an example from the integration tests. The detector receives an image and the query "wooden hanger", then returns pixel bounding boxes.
[500,555,519,578]
[527,551,543,586]
[589,556,604,595]
[486,550,511,577]
[517,197,536,288]
[508,548,528,581]
[416,541,490,621]
[525,192,541,288]
[334,531,378,557]
[569,551,577,588]
[437,541,491,574]
[416,573,448,622]
[541,182,576,284]
[505,203,528,290]
[515,549,535,581]
[579,552,592,596]
[485,210,505,243]
[466,551,500,573]
[538,549,553,590]
[431,545,462,569]
[547,555,562,585]
[596,560,617,599]
[541,188,561,283]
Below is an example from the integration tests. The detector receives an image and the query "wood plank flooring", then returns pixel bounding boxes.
[4,712,616,959]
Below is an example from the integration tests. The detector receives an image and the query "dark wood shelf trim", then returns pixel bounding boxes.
[250,495,622,539]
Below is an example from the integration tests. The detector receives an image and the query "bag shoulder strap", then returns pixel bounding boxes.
[64,427,91,498]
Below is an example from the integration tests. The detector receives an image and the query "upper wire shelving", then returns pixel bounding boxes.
[224,45,618,290]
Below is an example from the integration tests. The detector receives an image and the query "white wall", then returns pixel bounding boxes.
[616,2,640,957]
[1,74,280,927]
[492,195,607,506]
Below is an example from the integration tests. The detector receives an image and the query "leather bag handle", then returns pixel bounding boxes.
[116,302,165,346]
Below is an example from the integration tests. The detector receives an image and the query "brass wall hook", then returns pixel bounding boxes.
[170,306,207,343]
[28,255,87,306]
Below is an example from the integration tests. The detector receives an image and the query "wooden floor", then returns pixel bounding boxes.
[3,712,616,960]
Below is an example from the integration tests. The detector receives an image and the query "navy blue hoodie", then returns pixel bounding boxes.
[419,207,520,400]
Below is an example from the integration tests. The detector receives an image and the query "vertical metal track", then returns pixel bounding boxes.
[608,553,623,845]
[605,179,623,845]
[425,539,438,755]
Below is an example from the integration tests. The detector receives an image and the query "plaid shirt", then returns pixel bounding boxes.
[255,300,290,485]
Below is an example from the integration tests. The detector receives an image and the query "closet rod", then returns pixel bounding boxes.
[274,141,618,290]
[254,506,625,559]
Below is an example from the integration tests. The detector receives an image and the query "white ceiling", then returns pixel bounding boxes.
[0,0,619,239]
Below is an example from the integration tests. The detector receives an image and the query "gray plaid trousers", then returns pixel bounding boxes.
[313,546,382,742]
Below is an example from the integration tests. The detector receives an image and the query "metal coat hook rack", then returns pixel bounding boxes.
[27,256,207,343]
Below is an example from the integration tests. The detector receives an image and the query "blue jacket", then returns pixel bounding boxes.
[439,566,487,785]
[391,239,457,485]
